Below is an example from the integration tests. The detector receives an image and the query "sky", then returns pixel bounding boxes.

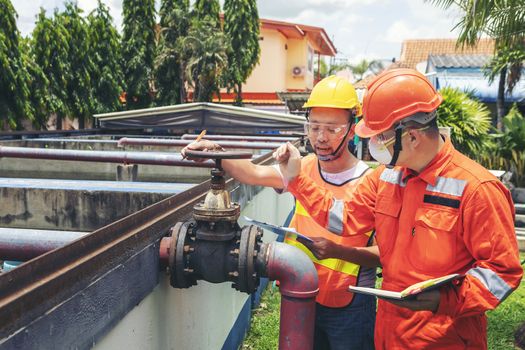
[12,0,461,63]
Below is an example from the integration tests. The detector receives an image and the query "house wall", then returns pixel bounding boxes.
[242,28,316,94]
[243,28,288,93]
[285,39,314,90]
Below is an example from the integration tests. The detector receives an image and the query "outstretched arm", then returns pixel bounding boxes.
[275,142,377,238]
[182,140,285,188]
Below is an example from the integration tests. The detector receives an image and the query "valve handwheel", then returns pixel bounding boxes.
[184,149,252,169]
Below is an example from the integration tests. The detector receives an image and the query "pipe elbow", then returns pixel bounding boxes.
[266,242,318,299]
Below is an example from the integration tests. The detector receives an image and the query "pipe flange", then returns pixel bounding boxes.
[236,225,262,293]
[237,226,250,292]
[169,222,197,288]
[245,225,261,293]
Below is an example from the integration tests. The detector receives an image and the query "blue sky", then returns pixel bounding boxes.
[13,0,461,63]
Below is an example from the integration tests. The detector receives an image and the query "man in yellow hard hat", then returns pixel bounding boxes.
[183,75,377,350]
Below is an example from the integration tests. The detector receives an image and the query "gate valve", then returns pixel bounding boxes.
[165,149,264,293]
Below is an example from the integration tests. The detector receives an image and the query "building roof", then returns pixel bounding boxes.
[437,75,525,103]
[276,91,310,113]
[429,54,492,68]
[261,18,337,56]
[93,102,305,131]
[398,38,495,69]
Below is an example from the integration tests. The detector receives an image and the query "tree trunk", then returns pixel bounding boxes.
[179,64,187,104]
[235,83,243,106]
[496,66,507,131]
[56,114,62,130]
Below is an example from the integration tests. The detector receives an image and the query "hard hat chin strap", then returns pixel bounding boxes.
[387,127,403,169]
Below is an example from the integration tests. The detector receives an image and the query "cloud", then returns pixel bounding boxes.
[257,0,386,18]
[12,0,461,62]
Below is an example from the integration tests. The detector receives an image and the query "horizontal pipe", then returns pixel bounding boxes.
[118,137,283,150]
[0,146,216,167]
[181,134,299,143]
[0,229,88,261]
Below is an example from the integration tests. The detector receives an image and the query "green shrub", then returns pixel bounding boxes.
[437,87,495,160]
[482,104,525,187]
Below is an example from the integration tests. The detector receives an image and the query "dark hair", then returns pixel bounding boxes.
[403,117,439,137]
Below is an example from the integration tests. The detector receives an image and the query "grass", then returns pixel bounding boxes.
[242,259,525,349]
[241,285,280,350]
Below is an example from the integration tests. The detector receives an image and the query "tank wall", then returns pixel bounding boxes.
[94,187,294,350]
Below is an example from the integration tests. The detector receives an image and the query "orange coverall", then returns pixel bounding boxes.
[287,138,522,349]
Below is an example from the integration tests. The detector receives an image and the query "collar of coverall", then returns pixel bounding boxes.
[401,135,453,187]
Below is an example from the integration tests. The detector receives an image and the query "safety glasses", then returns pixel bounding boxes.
[372,125,430,147]
[304,121,350,140]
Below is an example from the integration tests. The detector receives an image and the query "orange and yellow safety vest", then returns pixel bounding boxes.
[285,154,373,308]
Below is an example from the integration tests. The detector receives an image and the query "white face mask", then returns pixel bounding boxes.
[368,137,393,165]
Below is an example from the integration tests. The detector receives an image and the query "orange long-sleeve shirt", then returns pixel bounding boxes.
[288,138,522,349]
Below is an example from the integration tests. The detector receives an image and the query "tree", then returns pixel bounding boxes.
[58,2,95,129]
[32,8,71,130]
[428,0,525,129]
[182,20,228,102]
[0,0,32,129]
[19,37,49,129]
[314,57,329,79]
[349,59,384,81]
[88,0,125,114]
[193,0,221,29]
[428,0,524,48]
[155,0,190,106]
[122,0,156,109]
[223,0,260,106]
[484,45,525,129]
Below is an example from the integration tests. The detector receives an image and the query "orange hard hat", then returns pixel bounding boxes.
[355,68,443,138]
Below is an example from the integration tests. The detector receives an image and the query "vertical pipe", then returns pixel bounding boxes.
[264,242,318,350]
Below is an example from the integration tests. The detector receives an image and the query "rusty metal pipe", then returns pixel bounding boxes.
[181,134,299,143]
[117,137,283,150]
[262,241,318,350]
[0,229,88,261]
[0,146,216,167]
[160,237,318,350]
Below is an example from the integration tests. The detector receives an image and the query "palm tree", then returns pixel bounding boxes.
[428,0,524,48]
[437,87,494,159]
[349,59,384,81]
[181,21,228,102]
[428,0,525,129]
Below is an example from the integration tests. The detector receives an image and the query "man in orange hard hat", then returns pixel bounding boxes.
[274,68,523,349]
[183,75,377,349]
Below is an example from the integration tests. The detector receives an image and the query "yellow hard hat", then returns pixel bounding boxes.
[303,75,362,116]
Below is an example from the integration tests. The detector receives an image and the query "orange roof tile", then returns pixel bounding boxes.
[398,38,495,69]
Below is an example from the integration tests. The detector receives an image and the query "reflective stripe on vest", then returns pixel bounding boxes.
[328,199,344,235]
[467,267,513,302]
[380,168,406,187]
[426,176,467,197]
